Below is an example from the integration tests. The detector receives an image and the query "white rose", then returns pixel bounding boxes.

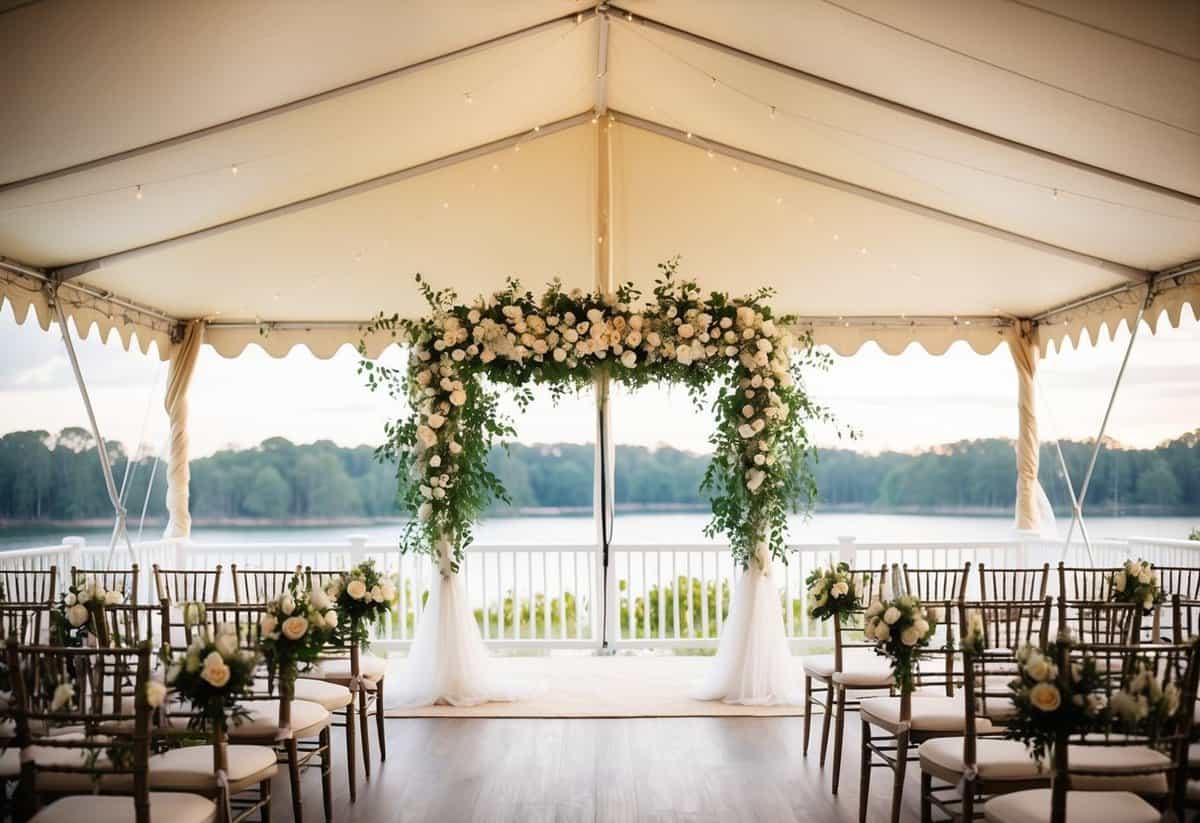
[742,404,754,418]
[105,589,122,605]
[325,610,339,628]
[347,579,367,600]
[429,455,442,468]
[64,593,76,606]
[215,632,239,659]
[737,423,755,439]
[745,469,766,493]
[1113,571,1126,592]
[900,626,920,646]
[381,582,397,601]
[873,622,891,641]
[282,616,309,641]
[145,680,167,708]
[200,652,231,688]
[418,502,433,521]
[449,441,463,455]
[416,425,437,449]
[450,389,467,406]
[428,413,445,429]
[620,350,636,368]
[371,586,384,603]
[678,323,694,339]
[280,594,295,615]
[51,683,75,711]
[883,607,901,625]
[66,603,90,627]
[261,614,278,635]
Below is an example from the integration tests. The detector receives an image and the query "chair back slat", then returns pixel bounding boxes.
[1057,563,1118,601]
[71,565,139,607]
[231,564,302,604]
[1057,599,1142,645]
[0,603,54,646]
[900,562,971,602]
[978,563,1049,601]
[831,565,888,669]
[153,564,223,603]
[0,568,57,605]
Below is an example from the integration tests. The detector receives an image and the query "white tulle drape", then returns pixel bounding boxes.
[387,547,545,708]
[691,541,803,705]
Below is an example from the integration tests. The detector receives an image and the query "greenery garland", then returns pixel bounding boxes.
[359,260,843,570]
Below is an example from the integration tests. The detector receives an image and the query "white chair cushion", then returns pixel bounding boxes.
[802,654,835,677]
[227,699,330,740]
[1190,742,1199,767]
[29,793,217,823]
[861,696,994,733]
[983,789,1159,823]
[313,653,388,682]
[1067,744,1171,794]
[919,737,1045,781]
[294,678,354,710]
[831,660,893,687]
[149,744,277,790]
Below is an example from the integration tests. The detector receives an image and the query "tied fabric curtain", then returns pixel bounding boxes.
[1008,321,1043,533]
[163,320,204,539]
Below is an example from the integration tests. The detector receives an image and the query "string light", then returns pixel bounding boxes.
[685,131,693,140]
[532,124,540,132]
[769,106,777,120]
[231,164,239,176]
[706,149,715,158]
[135,185,143,200]
[832,233,839,240]
[775,196,783,205]
[514,144,521,152]
[575,12,583,24]
[442,201,449,209]
[1052,189,1060,199]
[492,162,501,171]
[731,164,739,173]
[710,76,717,88]
[625,12,633,21]
[464,91,473,104]
[859,247,868,255]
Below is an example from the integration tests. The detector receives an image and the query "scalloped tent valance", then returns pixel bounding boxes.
[1,1,1196,361]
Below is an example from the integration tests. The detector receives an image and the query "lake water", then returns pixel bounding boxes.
[4,510,1196,551]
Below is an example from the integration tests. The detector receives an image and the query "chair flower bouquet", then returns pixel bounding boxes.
[1109,656,1182,739]
[164,622,259,732]
[805,562,862,622]
[1110,559,1163,614]
[324,559,398,646]
[864,594,937,691]
[1004,642,1104,762]
[51,575,123,646]
[260,577,339,698]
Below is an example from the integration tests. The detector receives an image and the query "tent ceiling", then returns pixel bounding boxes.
[1,0,1197,360]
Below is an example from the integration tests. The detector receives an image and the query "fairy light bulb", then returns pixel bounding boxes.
[231,164,239,175]
[710,76,717,88]
[769,106,776,120]
[464,91,473,104]
[685,131,693,140]
[135,185,143,200]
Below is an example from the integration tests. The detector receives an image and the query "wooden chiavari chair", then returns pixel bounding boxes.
[800,565,890,795]
[858,596,960,823]
[1152,568,1200,643]
[978,563,1049,602]
[5,639,218,823]
[898,562,970,696]
[153,565,223,649]
[176,603,333,823]
[71,565,140,607]
[305,567,387,782]
[0,568,57,606]
[230,564,302,605]
[984,638,1200,823]
[1057,562,1118,602]
[1171,596,1200,809]
[920,598,1053,822]
[1057,599,1142,646]
[0,602,55,646]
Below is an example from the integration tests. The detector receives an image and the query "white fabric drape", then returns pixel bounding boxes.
[387,543,545,708]
[1008,321,1042,533]
[690,541,802,705]
[163,320,204,539]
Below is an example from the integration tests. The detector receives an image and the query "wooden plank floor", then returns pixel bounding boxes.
[277,715,932,823]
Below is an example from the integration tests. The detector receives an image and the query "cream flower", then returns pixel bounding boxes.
[450,389,467,406]
[51,683,75,711]
[745,469,766,493]
[416,425,437,449]
[347,579,367,600]
[883,606,901,625]
[1029,682,1061,712]
[900,626,920,646]
[261,614,278,635]
[427,413,446,429]
[66,603,90,627]
[214,632,239,659]
[621,350,637,368]
[200,652,231,688]
[282,616,309,641]
[280,594,295,615]
[105,589,123,605]
[325,610,339,628]
[145,680,167,708]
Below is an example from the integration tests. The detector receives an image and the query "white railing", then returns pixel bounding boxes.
[3,533,1197,651]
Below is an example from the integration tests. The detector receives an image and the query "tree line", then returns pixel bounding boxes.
[0,427,1196,523]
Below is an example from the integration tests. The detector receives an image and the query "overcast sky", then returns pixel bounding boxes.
[1,301,1197,459]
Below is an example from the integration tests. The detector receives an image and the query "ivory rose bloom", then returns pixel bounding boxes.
[261,614,278,635]
[1029,682,1061,712]
[900,626,920,646]
[200,652,231,688]
[145,680,167,708]
[450,389,467,406]
[66,603,90,627]
[883,607,901,625]
[416,425,437,449]
[282,616,310,641]
[347,579,368,600]
[51,683,75,711]
[215,632,239,658]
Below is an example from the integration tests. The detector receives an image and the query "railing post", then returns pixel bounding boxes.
[837,535,856,568]
[347,534,368,568]
[62,536,85,582]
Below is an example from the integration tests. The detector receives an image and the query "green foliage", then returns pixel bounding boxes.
[359,262,843,569]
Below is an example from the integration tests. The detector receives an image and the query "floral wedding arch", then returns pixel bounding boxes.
[359,260,841,706]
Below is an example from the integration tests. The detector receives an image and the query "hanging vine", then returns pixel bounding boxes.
[358,260,845,571]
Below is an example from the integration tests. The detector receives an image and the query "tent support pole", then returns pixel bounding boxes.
[50,289,134,570]
[1060,284,1155,565]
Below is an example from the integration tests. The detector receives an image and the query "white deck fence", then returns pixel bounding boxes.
[2,533,1196,653]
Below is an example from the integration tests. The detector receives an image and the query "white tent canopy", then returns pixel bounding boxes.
[1,0,1197,360]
